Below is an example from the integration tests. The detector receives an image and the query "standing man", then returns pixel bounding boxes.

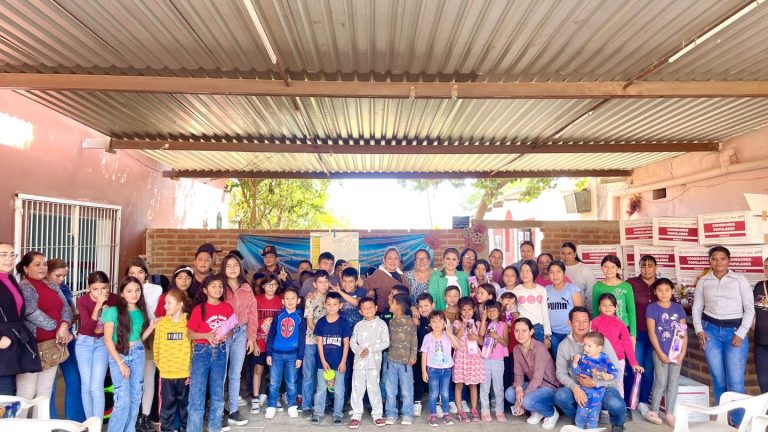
[256,245,292,284]
[553,306,627,432]
[189,243,218,298]
[300,252,339,297]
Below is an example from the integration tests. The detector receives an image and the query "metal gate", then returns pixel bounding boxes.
[14,194,121,297]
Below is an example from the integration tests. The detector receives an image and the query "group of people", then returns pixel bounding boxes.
[0,239,762,432]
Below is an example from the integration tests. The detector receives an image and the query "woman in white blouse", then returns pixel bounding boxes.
[692,246,754,426]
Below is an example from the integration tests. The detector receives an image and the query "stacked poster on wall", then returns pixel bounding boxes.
[633,245,677,282]
[620,219,653,245]
[698,211,765,245]
[653,217,699,246]
[576,244,620,281]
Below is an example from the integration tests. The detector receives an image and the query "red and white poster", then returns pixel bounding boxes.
[634,245,677,283]
[577,244,620,281]
[727,246,768,285]
[698,211,764,245]
[674,246,711,287]
[620,245,636,278]
[653,217,699,246]
[620,219,653,245]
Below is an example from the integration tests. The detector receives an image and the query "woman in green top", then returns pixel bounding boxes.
[102,276,154,432]
[428,248,470,311]
[591,255,637,341]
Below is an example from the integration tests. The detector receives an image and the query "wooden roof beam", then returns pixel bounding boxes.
[163,169,632,180]
[111,138,719,154]
[3,73,768,98]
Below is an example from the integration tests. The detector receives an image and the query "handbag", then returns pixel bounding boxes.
[38,339,69,370]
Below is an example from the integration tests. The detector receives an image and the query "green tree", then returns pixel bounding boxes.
[225,179,344,229]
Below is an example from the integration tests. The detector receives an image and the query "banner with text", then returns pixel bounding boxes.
[237,235,310,274]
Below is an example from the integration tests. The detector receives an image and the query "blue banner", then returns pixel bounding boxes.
[237,233,433,274]
[237,235,310,274]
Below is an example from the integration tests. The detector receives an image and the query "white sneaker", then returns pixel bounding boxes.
[251,398,261,415]
[265,407,276,419]
[414,401,422,417]
[638,402,650,417]
[260,394,268,406]
[461,401,470,413]
[288,406,299,418]
[238,396,247,407]
[527,412,544,425]
[542,410,559,430]
[448,402,458,414]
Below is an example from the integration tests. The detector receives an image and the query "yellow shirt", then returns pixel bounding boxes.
[153,314,191,379]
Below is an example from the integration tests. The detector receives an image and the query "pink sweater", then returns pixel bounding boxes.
[591,314,638,366]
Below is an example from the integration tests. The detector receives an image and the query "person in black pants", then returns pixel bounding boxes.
[754,257,768,393]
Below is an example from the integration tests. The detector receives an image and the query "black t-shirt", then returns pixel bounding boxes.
[754,281,768,346]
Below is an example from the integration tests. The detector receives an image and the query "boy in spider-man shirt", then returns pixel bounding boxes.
[264,287,306,419]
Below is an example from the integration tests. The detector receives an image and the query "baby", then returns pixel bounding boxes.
[571,331,619,429]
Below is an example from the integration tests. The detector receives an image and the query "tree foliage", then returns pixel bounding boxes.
[225,179,342,229]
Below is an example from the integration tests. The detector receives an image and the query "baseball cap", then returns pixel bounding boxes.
[261,245,278,257]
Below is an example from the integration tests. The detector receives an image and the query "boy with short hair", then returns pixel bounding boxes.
[302,270,331,415]
[385,294,418,425]
[413,293,435,416]
[265,287,306,419]
[349,297,390,428]
[333,267,368,405]
[312,292,352,425]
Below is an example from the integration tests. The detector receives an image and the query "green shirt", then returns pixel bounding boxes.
[591,281,637,337]
[101,306,145,344]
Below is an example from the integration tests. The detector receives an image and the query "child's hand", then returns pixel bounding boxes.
[295,359,303,368]
[468,333,479,342]
[322,361,331,371]
[422,371,429,383]
[266,356,272,366]
[119,362,130,379]
[480,307,487,322]
[205,331,217,345]
[659,353,671,365]
[408,359,416,366]
[360,348,369,358]
[247,340,257,355]
[338,363,346,373]
[632,365,645,373]
[148,318,159,330]
[410,306,420,318]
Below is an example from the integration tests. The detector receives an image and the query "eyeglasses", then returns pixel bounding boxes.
[0,252,18,260]
[264,282,279,288]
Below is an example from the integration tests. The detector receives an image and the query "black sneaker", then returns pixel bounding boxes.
[221,416,231,432]
[626,408,633,421]
[612,425,625,432]
[311,415,322,425]
[228,411,249,426]
[136,414,150,432]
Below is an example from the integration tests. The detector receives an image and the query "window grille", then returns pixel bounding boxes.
[14,194,121,297]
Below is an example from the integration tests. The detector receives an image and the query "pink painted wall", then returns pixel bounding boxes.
[620,125,768,218]
[0,90,226,268]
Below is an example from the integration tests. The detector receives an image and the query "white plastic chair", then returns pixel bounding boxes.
[674,392,768,432]
[0,395,50,419]
[0,417,102,432]
[752,415,768,432]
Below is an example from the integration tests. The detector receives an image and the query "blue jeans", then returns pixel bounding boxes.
[626,330,654,405]
[314,368,346,418]
[427,367,451,416]
[555,386,626,427]
[269,352,299,408]
[550,332,568,359]
[226,325,248,413]
[108,343,146,432]
[703,321,748,425]
[301,344,317,410]
[504,383,557,417]
[76,335,110,419]
[385,362,414,418]
[51,336,85,421]
[533,324,544,343]
[188,343,228,432]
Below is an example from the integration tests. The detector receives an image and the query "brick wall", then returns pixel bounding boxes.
[480,220,622,256]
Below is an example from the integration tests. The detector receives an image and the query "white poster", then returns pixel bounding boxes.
[577,244,621,281]
[310,232,360,270]
[652,217,699,246]
[634,245,677,283]
[620,219,653,245]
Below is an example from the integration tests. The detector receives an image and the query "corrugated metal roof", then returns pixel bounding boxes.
[142,149,682,173]
[0,0,744,81]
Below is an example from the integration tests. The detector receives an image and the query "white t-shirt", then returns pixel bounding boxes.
[512,284,551,335]
[143,282,163,320]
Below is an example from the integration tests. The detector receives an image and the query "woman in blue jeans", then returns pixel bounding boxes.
[692,246,754,426]
[506,318,560,429]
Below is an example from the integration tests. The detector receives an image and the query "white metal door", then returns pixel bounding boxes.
[14,194,121,296]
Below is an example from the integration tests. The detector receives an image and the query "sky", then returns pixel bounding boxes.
[325,179,474,230]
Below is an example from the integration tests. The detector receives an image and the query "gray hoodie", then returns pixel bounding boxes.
[350,317,390,370]
[555,333,620,390]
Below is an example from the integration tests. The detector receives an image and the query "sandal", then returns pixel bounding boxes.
[496,412,507,422]
[458,411,470,423]
[470,409,481,422]
[644,411,663,425]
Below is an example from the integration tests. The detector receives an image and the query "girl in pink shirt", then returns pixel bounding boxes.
[591,293,644,396]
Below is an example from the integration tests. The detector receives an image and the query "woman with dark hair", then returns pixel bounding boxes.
[364,247,411,311]
[471,259,500,297]
[102,276,153,432]
[693,246,754,426]
[404,248,432,307]
[155,265,194,318]
[76,270,117,419]
[0,242,41,396]
[220,253,258,425]
[428,248,469,311]
[126,257,163,430]
[46,258,85,421]
[512,260,551,345]
[458,248,477,273]
[488,249,505,284]
[505,317,560,428]
[560,242,596,312]
[545,260,583,358]
[591,255,637,341]
[626,255,660,409]
[16,251,73,405]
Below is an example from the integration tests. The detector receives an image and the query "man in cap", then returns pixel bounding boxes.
[256,245,292,283]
